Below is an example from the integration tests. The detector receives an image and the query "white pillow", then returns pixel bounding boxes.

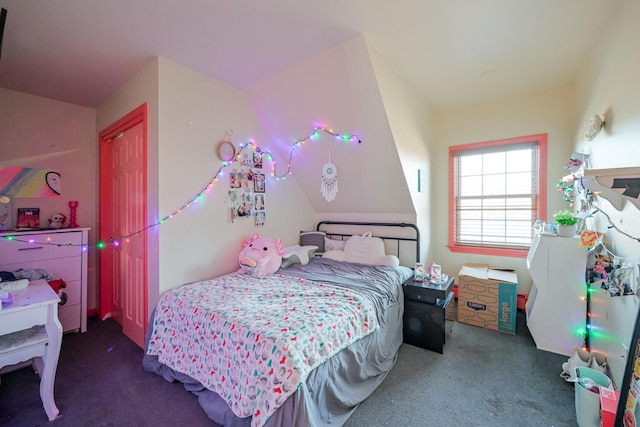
[321,232,401,267]
[372,255,400,267]
[343,232,385,265]
[324,237,346,251]
[322,249,347,262]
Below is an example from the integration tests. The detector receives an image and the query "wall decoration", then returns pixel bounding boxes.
[321,154,338,202]
[1,126,361,249]
[0,195,12,230]
[254,193,265,211]
[583,167,640,211]
[253,152,263,169]
[255,211,266,227]
[584,113,606,141]
[604,266,635,297]
[0,166,61,198]
[16,207,40,230]
[254,173,265,193]
[217,140,236,162]
[68,200,79,227]
[217,130,236,162]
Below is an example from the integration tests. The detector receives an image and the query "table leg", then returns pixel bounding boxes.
[41,305,63,421]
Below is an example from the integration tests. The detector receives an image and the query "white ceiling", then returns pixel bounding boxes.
[0,0,619,110]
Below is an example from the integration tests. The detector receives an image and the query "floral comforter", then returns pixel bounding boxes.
[146,271,379,427]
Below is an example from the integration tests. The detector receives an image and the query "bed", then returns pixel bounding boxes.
[143,221,420,427]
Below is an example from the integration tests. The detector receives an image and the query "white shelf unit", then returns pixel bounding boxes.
[526,232,588,356]
[0,228,89,333]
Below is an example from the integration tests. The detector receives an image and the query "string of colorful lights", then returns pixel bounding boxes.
[2,126,361,250]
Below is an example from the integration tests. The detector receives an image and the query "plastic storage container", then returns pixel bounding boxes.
[575,366,612,427]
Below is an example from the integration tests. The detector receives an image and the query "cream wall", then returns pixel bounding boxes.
[98,57,317,312]
[365,39,434,263]
[245,36,415,218]
[0,88,98,307]
[432,84,576,293]
[571,0,640,387]
[156,58,316,296]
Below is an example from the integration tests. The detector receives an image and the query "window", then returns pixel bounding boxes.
[448,134,547,258]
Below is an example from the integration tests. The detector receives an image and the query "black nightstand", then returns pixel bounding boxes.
[402,275,455,354]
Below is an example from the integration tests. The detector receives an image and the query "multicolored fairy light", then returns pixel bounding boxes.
[1,126,361,250]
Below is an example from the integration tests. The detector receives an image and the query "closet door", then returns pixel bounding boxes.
[99,104,148,349]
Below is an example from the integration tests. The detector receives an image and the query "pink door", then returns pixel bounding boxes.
[99,104,148,348]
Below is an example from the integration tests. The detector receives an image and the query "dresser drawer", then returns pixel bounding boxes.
[0,231,84,264]
[58,279,81,307]
[58,304,81,332]
[0,258,82,282]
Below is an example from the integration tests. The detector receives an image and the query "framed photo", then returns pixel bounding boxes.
[255,211,265,227]
[253,152,263,169]
[17,207,40,230]
[254,173,265,193]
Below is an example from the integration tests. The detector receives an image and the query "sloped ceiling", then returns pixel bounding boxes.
[0,0,619,110]
[245,36,416,215]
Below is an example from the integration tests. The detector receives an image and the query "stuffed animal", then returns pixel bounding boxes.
[238,233,285,276]
[48,213,67,229]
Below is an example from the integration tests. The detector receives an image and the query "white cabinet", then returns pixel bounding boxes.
[0,228,89,333]
[526,232,587,356]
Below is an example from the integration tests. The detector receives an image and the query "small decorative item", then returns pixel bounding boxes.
[321,153,338,202]
[48,212,67,229]
[585,113,605,141]
[414,262,425,281]
[68,200,79,228]
[0,195,12,231]
[430,263,442,283]
[16,207,40,230]
[553,209,579,237]
[218,140,236,162]
[216,130,236,162]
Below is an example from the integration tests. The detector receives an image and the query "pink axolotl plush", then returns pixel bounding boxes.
[238,233,285,276]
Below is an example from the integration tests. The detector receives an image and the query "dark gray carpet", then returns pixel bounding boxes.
[0,305,577,426]
[345,304,578,427]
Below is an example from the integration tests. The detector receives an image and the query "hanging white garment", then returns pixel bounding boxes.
[321,162,338,202]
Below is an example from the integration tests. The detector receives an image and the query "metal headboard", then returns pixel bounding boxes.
[316,221,420,265]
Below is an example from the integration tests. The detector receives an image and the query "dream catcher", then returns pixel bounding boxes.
[321,153,338,202]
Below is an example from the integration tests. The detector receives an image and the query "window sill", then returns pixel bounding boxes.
[447,244,529,258]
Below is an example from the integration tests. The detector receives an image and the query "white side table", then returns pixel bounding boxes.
[0,280,63,421]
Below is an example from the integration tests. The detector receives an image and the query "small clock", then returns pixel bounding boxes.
[217,140,236,162]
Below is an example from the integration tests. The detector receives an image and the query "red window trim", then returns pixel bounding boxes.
[447,133,548,258]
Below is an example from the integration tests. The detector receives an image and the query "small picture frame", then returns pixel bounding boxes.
[254,173,265,193]
[17,207,40,230]
[253,152,263,169]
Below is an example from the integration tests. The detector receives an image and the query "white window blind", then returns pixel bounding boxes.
[452,142,539,249]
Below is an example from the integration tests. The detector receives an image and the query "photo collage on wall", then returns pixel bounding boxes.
[226,150,266,226]
[586,244,639,297]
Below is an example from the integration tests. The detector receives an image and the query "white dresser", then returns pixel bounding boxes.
[526,231,587,356]
[0,228,89,333]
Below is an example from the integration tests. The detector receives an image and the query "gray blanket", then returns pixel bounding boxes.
[143,258,411,426]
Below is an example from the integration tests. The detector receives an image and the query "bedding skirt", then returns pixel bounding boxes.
[143,258,410,427]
